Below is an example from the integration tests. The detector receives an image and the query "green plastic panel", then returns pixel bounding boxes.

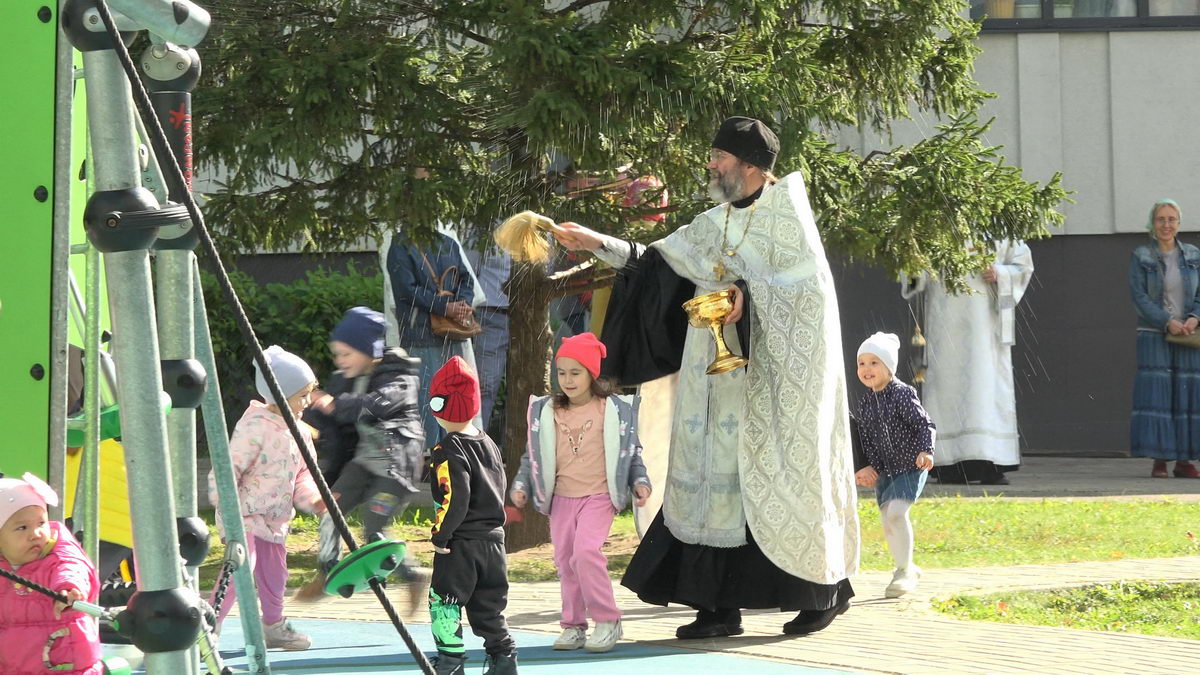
[0,2,60,478]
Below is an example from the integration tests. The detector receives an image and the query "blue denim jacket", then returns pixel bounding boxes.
[1129,241,1200,332]
[387,232,475,347]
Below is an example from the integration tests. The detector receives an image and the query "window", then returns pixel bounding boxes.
[973,0,1200,29]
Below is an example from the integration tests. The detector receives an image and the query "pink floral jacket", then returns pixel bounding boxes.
[208,401,322,543]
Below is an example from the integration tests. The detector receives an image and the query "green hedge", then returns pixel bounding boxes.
[199,263,384,428]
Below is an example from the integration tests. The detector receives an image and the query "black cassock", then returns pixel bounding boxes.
[599,243,853,613]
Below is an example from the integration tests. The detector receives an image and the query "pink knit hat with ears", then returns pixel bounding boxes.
[0,473,58,528]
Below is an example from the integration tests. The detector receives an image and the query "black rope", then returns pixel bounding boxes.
[90,3,433,673]
[0,565,69,604]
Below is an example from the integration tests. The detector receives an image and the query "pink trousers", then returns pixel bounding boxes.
[211,535,289,626]
[550,493,620,628]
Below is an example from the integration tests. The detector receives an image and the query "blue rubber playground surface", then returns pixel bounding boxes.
[201,619,859,674]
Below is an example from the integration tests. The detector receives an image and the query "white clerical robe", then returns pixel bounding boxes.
[597,172,860,584]
[904,241,1034,467]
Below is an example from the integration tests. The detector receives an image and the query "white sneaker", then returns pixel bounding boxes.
[584,620,622,653]
[553,626,587,650]
[884,566,921,598]
[263,618,312,650]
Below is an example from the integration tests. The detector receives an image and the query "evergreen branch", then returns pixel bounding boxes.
[556,0,609,16]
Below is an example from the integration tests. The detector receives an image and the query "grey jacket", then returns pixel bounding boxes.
[510,394,650,515]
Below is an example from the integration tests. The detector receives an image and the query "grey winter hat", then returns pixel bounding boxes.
[254,345,317,406]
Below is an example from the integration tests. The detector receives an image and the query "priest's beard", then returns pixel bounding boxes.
[708,167,746,203]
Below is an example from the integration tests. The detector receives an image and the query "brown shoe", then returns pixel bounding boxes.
[1173,461,1200,478]
[293,571,327,603]
[1151,460,1169,479]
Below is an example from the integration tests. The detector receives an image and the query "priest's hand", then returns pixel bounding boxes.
[915,452,934,471]
[982,266,998,283]
[633,484,651,507]
[553,222,604,251]
[724,284,744,324]
[854,466,878,487]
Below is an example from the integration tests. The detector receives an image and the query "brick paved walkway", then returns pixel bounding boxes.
[284,554,1200,673]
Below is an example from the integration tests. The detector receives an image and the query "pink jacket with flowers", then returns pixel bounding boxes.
[0,521,102,674]
[208,401,322,543]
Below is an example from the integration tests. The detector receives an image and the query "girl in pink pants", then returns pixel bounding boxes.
[510,332,652,653]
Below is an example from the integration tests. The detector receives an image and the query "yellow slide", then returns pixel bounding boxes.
[63,439,133,549]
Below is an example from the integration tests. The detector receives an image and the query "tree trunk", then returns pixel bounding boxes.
[502,260,554,551]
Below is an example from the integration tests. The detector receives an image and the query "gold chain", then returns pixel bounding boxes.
[715,202,757,281]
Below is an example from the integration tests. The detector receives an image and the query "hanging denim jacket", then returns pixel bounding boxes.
[1129,241,1200,332]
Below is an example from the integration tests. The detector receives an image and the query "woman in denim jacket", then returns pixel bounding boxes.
[1129,199,1200,478]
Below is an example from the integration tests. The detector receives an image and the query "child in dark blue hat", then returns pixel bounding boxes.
[297,306,430,608]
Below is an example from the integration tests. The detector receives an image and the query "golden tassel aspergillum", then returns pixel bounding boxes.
[494,211,558,263]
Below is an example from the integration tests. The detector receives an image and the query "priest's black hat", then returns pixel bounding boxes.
[711,116,779,171]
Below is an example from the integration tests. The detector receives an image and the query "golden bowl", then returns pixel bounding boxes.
[682,289,749,375]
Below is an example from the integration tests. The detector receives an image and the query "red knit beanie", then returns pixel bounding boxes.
[556,332,607,379]
[429,355,481,423]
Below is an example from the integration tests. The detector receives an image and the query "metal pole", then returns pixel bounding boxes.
[81,46,193,674]
[193,261,271,674]
[79,243,101,563]
[47,0,77,519]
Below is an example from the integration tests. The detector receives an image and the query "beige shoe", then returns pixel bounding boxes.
[553,626,587,650]
[884,566,921,598]
[584,620,622,653]
[293,571,327,603]
[263,618,312,650]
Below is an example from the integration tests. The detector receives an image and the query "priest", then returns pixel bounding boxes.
[553,117,859,638]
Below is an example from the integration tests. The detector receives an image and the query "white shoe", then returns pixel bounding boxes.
[884,566,921,598]
[553,626,588,650]
[584,620,622,653]
[263,618,312,650]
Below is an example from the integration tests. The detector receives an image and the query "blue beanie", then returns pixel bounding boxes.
[331,306,386,359]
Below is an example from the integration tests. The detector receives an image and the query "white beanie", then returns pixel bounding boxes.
[254,345,317,406]
[858,332,900,376]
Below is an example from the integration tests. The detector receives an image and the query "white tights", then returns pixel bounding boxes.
[881,499,915,571]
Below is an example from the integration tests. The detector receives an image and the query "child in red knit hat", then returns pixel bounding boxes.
[510,332,651,654]
[425,356,517,675]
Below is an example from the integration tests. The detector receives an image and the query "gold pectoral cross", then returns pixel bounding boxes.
[714,259,726,282]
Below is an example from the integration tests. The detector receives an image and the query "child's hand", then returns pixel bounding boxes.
[633,484,651,507]
[855,466,878,487]
[510,490,527,508]
[311,498,327,515]
[433,544,451,555]
[311,394,335,414]
[915,452,934,471]
[54,587,84,619]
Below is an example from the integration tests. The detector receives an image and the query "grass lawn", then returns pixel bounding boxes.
[934,581,1200,640]
[197,496,1199,590]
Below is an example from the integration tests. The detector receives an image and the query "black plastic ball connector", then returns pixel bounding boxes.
[59,0,135,52]
[83,188,159,252]
[176,516,211,568]
[115,588,202,653]
[160,359,207,409]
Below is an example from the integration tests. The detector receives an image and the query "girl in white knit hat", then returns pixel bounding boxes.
[206,345,327,649]
[854,332,936,598]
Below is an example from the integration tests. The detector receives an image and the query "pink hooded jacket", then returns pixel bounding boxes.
[0,521,102,674]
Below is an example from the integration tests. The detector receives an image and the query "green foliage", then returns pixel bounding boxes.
[199,263,384,424]
[935,582,1200,640]
[195,0,1066,286]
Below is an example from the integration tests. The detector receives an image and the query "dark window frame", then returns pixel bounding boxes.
[979,0,1200,32]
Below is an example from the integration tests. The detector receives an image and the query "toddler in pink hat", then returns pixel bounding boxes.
[0,472,103,674]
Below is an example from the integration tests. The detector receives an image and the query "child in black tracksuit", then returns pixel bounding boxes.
[297,307,428,605]
[426,355,517,675]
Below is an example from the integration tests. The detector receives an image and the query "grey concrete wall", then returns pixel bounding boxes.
[832,233,1157,457]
